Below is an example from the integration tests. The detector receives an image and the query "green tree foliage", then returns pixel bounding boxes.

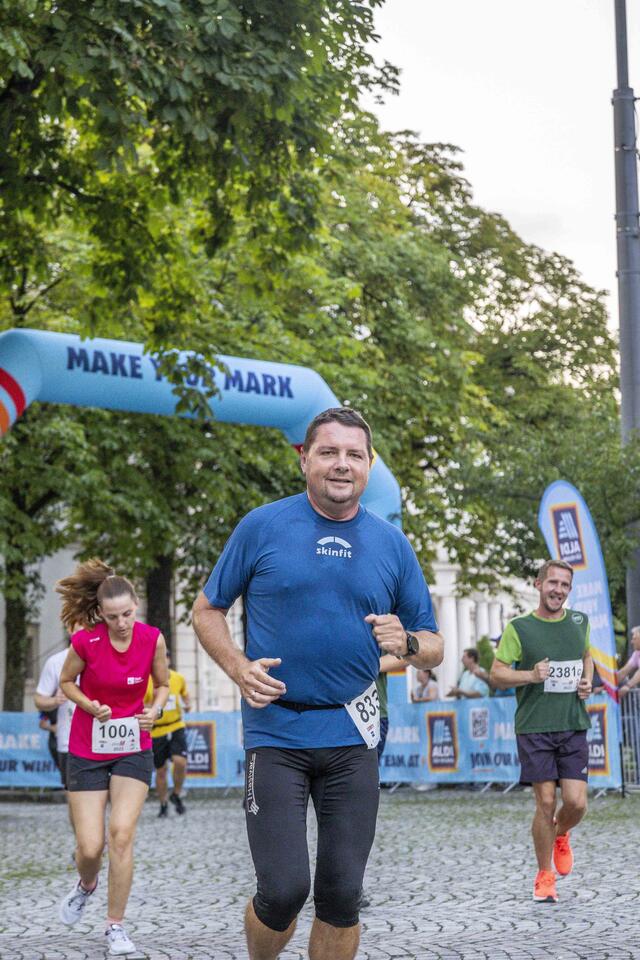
[0,405,114,708]
[0,0,392,346]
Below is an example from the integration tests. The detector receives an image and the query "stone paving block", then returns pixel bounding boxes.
[0,789,638,959]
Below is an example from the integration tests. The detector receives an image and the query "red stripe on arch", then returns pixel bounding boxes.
[0,367,26,417]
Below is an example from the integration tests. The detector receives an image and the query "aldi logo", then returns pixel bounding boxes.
[426,711,458,773]
[185,721,217,777]
[586,703,609,777]
[551,503,586,570]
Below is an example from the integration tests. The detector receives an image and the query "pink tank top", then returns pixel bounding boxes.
[69,620,159,760]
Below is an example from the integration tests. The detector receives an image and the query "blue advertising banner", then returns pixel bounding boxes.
[0,711,245,789]
[379,696,621,788]
[538,480,619,700]
[379,706,424,782]
[380,699,519,785]
[0,712,62,787]
[1,698,622,789]
[182,711,245,788]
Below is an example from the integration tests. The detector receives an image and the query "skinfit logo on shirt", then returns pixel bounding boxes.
[126,677,143,685]
[316,536,352,558]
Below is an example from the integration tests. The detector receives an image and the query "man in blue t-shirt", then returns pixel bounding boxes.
[192,407,444,960]
[447,648,490,699]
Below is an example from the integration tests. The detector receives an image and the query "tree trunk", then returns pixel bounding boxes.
[3,565,29,710]
[145,555,174,655]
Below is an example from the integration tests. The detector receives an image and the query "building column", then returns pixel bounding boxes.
[456,598,473,660]
[437,594,459,696]
[475,599,490,642]
[488,601,503,640]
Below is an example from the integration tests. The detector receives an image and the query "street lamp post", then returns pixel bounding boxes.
[613,0,640,639]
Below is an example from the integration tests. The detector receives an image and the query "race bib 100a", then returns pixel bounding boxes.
[345,681,380,749]
[91,716,140,754]
[544,659,583,694]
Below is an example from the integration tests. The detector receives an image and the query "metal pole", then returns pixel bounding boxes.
[613,0,640,639]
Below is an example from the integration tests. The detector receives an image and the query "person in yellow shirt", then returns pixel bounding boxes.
[145,651,192,817]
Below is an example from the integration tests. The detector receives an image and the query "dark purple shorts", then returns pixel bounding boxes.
[517,730,589,785]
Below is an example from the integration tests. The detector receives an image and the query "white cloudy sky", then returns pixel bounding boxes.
[364,0,640,325]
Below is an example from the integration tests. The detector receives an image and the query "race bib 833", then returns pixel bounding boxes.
[345,681,381,749]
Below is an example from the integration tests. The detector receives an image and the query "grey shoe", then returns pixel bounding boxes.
[105,923,137,955]
[58,879,97,926]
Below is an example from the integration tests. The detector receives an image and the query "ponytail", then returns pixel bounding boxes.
[56,558,137,632]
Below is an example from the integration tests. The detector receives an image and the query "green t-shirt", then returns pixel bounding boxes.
[495,609,591,735]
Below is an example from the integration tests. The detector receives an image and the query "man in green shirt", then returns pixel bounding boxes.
[490,559,593,905]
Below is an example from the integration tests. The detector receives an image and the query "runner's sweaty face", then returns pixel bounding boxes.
[99,593,138,643]
[536,566,572,616]
[300,422,372,521]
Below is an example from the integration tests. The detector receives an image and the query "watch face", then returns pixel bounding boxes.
[408,634,419,655]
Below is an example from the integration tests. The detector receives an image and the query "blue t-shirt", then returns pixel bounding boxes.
[203,493,438,749]
[458,669,490,698]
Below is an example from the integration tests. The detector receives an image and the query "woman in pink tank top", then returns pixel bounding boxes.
[57,559,169,957]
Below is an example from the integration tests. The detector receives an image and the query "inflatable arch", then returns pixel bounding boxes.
[0,328,401,523]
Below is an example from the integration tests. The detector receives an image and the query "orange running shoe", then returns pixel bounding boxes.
[533,870,558,903]
[553,831,574,876]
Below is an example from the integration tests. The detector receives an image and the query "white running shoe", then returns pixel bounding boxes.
[58,879,97,925]
[105,923,137,956]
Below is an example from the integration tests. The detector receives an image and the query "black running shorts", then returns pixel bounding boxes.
[67,750,154,791]
[245,744,379,932]
[152,727,188,769]
[517,730,589,785]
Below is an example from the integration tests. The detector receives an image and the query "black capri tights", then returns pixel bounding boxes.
[245,744,380,931]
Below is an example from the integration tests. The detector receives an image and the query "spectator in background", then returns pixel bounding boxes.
[145,650,192,817]
[35,646,76,828]
[617,625,640,697]
[39,708,60,773]
[411,668,438,702]
[447,648,490,699]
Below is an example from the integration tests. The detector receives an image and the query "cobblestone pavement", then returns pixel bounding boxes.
[0,786,637,959]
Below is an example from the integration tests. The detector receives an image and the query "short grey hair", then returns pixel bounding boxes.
[536,559,574,583]
[302,407,373,460]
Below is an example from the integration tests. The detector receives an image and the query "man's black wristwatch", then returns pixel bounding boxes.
[399,632,419,659]
[404,632,419,658]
